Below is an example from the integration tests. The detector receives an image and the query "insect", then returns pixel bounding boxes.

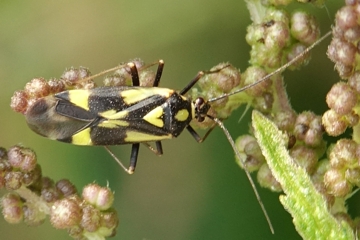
[14,31,331,233]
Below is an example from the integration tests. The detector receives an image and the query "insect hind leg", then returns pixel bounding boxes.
[104,142,163,174]
[142,141,164,156]
[103,146,138,174]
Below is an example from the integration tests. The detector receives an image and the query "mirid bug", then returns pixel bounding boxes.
[11,31,331,233]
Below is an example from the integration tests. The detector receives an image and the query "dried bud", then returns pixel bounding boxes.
[82,184,114,211]
[335,5,358,30]
[291,11,320,45]
[294,111,323,147]
[4,171,23,190]
[1,193,23,224]
[322,109,348,136]
[139,70,156,87]
[10,90,29,114]
[7,145,37,172]
[56,179,77,197]
[257,163,282,192]
[324,168,352,197]
[242,66,271,97]
[329,139,358,168]
[81,205,101,232]
[235,135,265,172]
[199,63,241,93]
[24,78,50,98]
[290,145,318,174]
[51,198,82,229]
[326,82,357,115]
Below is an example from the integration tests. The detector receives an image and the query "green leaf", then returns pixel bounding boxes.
[252,110,355,240]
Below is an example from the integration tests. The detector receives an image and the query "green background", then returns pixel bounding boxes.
[0,1,345,239]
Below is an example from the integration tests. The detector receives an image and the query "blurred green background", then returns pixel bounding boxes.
[0,1,345,239]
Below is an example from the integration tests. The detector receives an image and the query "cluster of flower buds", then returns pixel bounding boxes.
[0,145,118,239]
[211,6,326,192]
[319,2,360,225]
[205,2,360,234]
[327,1,360,79]
[191,8,321,130]
[324,2,360,136]
[10,58,156,116]
[103,58,157,87]
[323,139,360,197]
[10,67,93,115]
[239,1,360,234]
[236,110,325,192]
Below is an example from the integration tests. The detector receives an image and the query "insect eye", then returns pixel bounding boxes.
[195,97,205,108]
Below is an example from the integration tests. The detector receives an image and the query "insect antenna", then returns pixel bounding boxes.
[208,31,332,103]
[207,115,274,234]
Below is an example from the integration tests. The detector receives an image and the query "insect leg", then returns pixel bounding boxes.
[128,60,165,157]
[104,146,133,174]
[128,143,140,174]
[103,143,140,174]
[128,59,164,87]
[127,62,140,86]
[179,65,230,95]
[141,141,164,156]
[153,60,164,87]
[152,60,165,153]
[109,63,142,174]
[186,125,217,143]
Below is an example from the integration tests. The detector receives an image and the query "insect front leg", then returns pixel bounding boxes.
[186,124,217,143]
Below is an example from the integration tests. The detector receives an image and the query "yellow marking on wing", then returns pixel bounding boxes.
[125,131,172,142]
[174,109,189,122]
[121,88,173,105]
[72,128,92,145]
[98,120,129,128]
[68,90,91,110]
[99,110,128,120]
[143,106,164,127]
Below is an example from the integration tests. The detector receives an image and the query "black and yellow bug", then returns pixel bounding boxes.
[17,31,331,233]
[24,60,227,174]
